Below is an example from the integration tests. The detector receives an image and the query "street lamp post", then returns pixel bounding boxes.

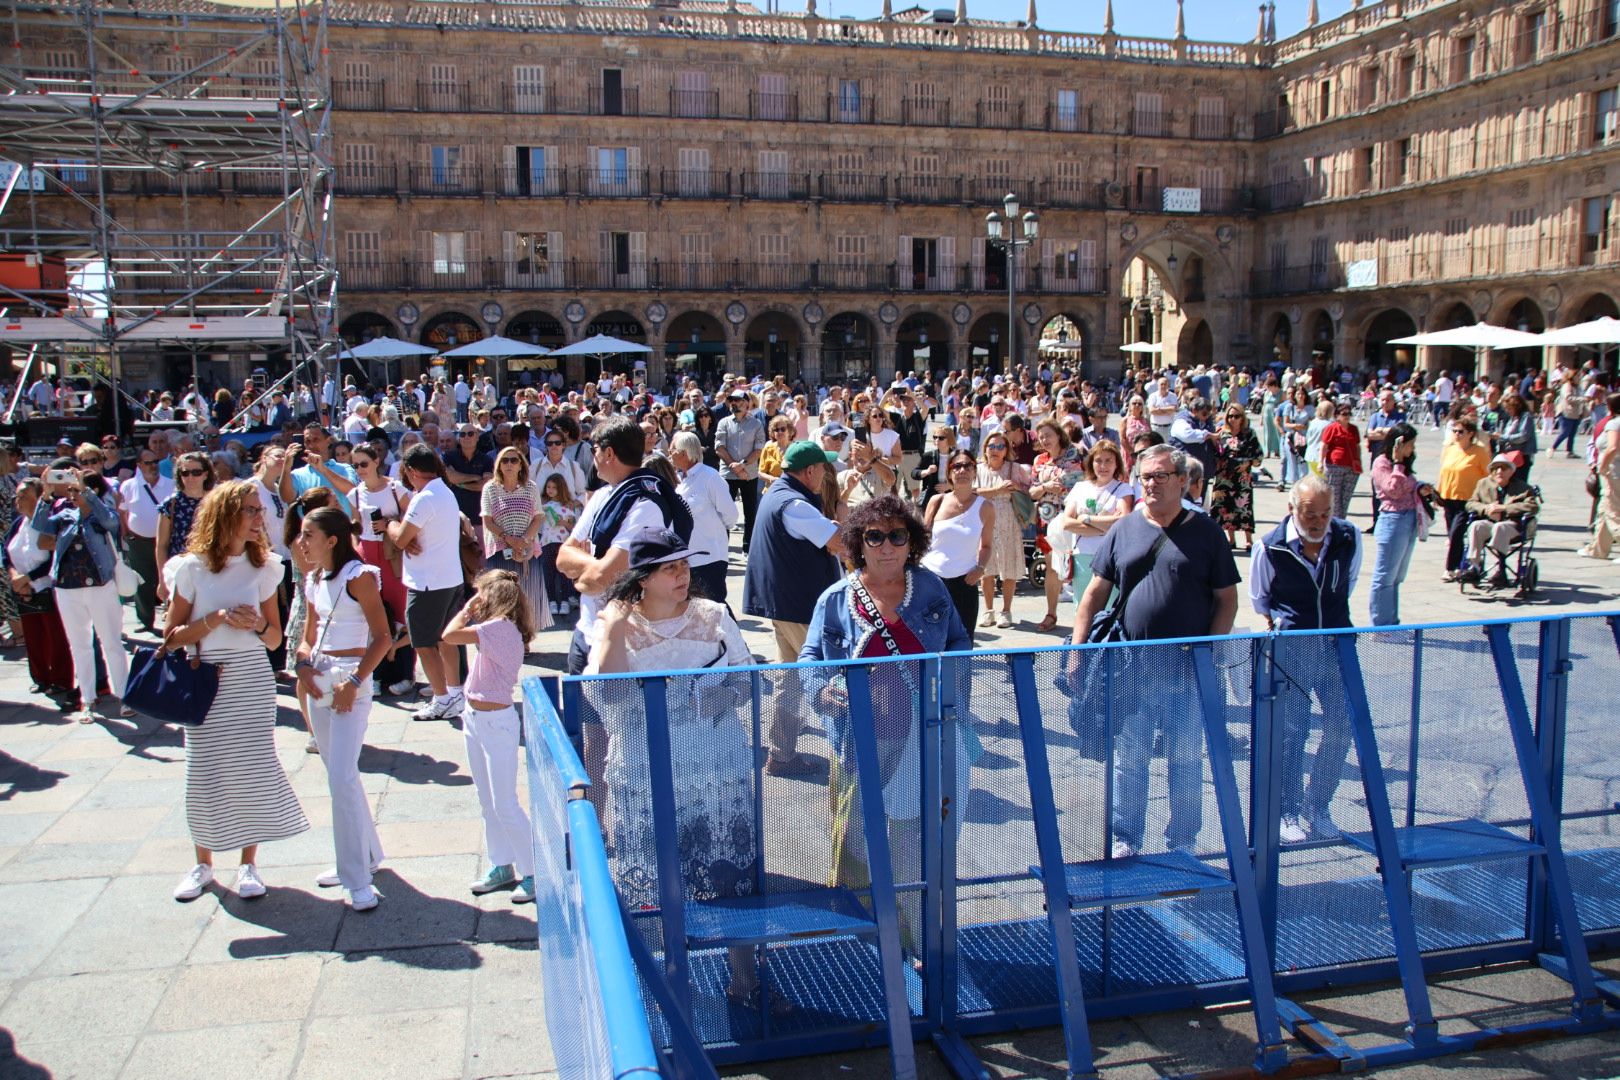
[985,192,1040,373]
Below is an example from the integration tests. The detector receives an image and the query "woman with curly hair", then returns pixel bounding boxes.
[166,480,307,902]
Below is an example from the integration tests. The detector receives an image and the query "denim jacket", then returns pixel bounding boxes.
[32,489,120,585]
[800,566,970,683]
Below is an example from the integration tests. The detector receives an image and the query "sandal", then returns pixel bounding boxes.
[1036,613,1059,632]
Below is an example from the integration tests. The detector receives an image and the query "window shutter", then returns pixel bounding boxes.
[599,229,611,271]
[630,232,647,288]
[586,145,599,193]
[1079,240,1097,290]
[1041,238,1054,282]
[939,235,955,288]
[971,237,984,290]
[897,235,912,288]
[628,146,642,194]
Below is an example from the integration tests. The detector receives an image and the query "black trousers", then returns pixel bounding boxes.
[728,477,760,552]
[124,534,159,631]
[1440,498,1469,572]
[941,573,980,643]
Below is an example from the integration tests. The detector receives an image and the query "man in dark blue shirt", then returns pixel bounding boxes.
[1071,444,1239,857]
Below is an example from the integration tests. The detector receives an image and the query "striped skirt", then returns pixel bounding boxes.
[183,647,309,852]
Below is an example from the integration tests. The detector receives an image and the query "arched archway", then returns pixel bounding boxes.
[1573,292,1620,321]
[1178,319,1214,370]
[419,311,482,383]
[1037,313,1087,376]
[1306,310,1336,369]
[823,312,876,385]
[1266,313,1292,369]
[967,312,1011,372]
[339,311,395,346]
[505,310,567,387]
[1363,308,1418,373]
[744,311,802,381]
[666,310,727,384]
[1500,296,1546,334]
[898,311,952,378]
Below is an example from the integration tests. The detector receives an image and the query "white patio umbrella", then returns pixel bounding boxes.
[1537,317,1620,347]
[1120,341,1163,353]
[337,335,439,385]
[1386,324,1545,349]
[438,334,549,359]
[548,333,653,374]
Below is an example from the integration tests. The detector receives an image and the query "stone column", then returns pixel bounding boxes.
[725,336,746,377]
[801,335,823,386]
[644,330,667,390]
[875,339,897,385]
[950,338,971,375]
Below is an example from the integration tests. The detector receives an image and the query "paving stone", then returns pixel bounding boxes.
[313,945,476,1016]
[375,818,484,859]
[466,998,555,1079]
[149,955,323,1031]
[0,878,108,978]
[35,874,213,976]
[468,940,541,1005]
[332,857,483,954]
[34,804,169,846]
[0,1033,136,1079]
[295,1007,467,1080]
[183,866,346,965]
[0,812,61,849]
[0,968,171,1044]
[123,1021,303,1080]
[0,839,142,883]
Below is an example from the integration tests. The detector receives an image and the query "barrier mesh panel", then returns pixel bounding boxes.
[579,659,925,1052]
[522,699,614,1080]
[1559,615,1620,933]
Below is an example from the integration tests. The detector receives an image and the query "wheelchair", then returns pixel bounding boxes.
[1456,491,1541,600]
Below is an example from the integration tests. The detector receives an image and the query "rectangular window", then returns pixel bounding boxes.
[602,68,623,115]
[338,59,376,107]
[678,232,711,287]
[610,232,631,276]
[676,147,710,196]
[1054,89,1081,132]
[510,145,551,196]
[1309,235,1332,287]
[757,150,789,198]
[1194,96,1226,139]
[1307,154,1331,199]
[1359,65,1379,110]
[596,146,629,192]
[513,65,545,113]
[1583,196,1612,262]
[909,153,941,199]
[1396,137,1414,183]
[833,234,866,287]
[1396,54,1416,98]
[758,73,789,120]
[1317,80,1333,120]
[1506,208,1536,271]
[674,69,711,118]
[1196,166,1225,205]
[1357,146,1377,191]
[1453,35,1476,82]
[432,231,466,275]
[1596,87,1619,145]
[982,156,1012,192]
[910,237,940,289]
[837,79,862,123]
[513,231,550,275]
[758,233,791,263]
[343,230,381,268]
[1443,216,1470,274]
[1605,0,1619,39]
[1133,165,1160,209]
[1054,160,1086,200]
[906,80,938,124]
[1518,9,1546,63]
[830,151,865,197]
[1388,225,1412,281]
[1133,92,1164,136]
[430,145,461,186]
[427,63,459,110]
[340,143,376,185]
[983,83,1012,125]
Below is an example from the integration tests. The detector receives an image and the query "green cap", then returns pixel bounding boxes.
[782,439,839,472]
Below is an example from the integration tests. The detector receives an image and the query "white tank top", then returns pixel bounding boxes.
[922,496,985,578]
[306,561,378,652]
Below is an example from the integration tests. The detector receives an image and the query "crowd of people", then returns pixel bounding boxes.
[0,352,1615,905]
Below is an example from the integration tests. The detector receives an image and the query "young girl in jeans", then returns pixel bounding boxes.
[442,569,537,903]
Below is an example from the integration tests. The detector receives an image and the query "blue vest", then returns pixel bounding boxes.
[1259,517,1357,630]
[743,474,841,625]
[1169,409,1217,476]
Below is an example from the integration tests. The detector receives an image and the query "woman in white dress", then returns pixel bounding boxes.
[164,481,308,902]
[586,526,779,1011]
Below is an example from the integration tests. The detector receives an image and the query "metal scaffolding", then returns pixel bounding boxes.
[0,0,336,433]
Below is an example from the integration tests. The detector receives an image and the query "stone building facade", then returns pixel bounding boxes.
[8,0,1619,389]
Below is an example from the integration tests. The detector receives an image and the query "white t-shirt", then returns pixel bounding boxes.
[399,477,464,591]
[349,480,409,542]
[250,477,289,558]
[1064,478,1133,556]
[119,474,174,539]
[1434,376,1454,404]
[167,551,285,659]
[568,482,669,650]
[864,426,901,459]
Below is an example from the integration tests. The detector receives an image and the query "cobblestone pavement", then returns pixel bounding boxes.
[1,423,1615,1079]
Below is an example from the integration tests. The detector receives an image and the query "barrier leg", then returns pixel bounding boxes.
[1190,644,1287,1072]
[1010,653,1098,1080]
[1334,633,1439,1048]
[642,677,696,1031]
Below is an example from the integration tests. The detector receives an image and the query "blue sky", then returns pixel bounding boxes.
[796,0,1354,43]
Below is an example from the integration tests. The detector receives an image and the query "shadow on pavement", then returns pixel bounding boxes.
[0,750,68,801]
[358,745,471,787]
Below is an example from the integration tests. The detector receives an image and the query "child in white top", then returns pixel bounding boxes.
[441,569,538,903]
[538,475,580,614]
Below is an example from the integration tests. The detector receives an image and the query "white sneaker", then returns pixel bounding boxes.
[349,886,380,912]
[387,679,416,697]
[316,859,382,888]
[173,863,214,901]
[1110,839,1137,860]
[235,863,267,899]
[412,695,460,722]
[1279,816,1308,845]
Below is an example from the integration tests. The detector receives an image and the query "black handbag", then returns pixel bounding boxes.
[125,644,220,727]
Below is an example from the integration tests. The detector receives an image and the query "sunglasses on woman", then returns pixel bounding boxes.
[862,527,910,548]
[178,468,208,478]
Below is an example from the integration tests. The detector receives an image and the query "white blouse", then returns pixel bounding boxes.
[168,551,284,657]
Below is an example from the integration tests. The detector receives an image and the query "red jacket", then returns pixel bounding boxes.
[1320,420,1362,472]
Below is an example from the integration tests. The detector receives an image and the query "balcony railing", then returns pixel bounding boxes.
[337,258,1109,296]
[660,169,734,198]
[407,163,483,197]
[739,171,815,200]
[670,88,719,118]
[1192,114,1234,140]
[334,166,398,196]
[818,173,888,201]
[748,91,800,121]
[493,165,569,198]
[901,97,952,126]
[334,77,387,110]
[975,99,1026,129]
[1128,109,1169,137]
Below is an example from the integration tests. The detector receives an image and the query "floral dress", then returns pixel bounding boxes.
[1210,426,1263,532]
[159,491,203,557]
[976,459,1030,582]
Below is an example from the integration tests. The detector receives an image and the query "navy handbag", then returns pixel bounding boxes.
[124,645,220,727]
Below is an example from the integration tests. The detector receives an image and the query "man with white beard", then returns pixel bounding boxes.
[1249,473,1362,846]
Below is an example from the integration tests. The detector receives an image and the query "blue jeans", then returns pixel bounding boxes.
[1552,415,1580,454]
[1111,652,1203,851]
[1281,442,1306,485]
[1274,636,1352,819]
[1369,508,1417,626]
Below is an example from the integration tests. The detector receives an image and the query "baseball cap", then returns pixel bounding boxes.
[819,421,852,439]
[623,526,694,571]
[783,440,839,471]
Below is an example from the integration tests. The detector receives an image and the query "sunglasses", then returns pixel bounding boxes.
[949,461,975,471]
[544,439,563,446]
[178,469,208,478]
[138,458,158,466]
[985,442,1008,451]
[861,527,911,548]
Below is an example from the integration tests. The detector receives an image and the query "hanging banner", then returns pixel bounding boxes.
[1162,187,1201,213]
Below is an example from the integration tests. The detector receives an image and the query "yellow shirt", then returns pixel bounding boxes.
[759,441,786,482]
[1436,441,1490,501]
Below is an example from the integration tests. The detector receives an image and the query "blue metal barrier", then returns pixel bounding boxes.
[528,613,1620,1079]
[521,678,661,1080]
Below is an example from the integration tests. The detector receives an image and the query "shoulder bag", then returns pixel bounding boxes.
[125,641,220,727]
